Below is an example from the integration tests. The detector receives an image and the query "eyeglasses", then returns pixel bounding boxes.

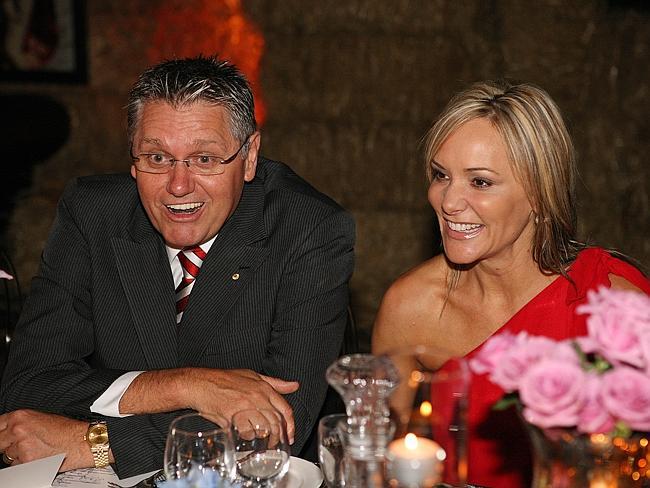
[130,137,249,175]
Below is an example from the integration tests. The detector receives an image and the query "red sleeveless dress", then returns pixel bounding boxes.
[464,248,650,488]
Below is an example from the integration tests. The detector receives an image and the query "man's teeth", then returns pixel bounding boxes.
[166,203,203,213]
[447,221,481,232]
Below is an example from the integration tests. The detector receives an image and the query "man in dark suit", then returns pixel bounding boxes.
[0,56,354,478]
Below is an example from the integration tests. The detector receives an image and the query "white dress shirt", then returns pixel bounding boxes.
[90,237,216,417]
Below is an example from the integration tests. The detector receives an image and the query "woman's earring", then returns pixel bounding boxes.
[534,215,540,225]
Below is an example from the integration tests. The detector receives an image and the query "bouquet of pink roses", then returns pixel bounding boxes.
[470,286,650,436]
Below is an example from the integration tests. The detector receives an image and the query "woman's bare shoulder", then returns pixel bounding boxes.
[384,255,448,302]
[609,274,647,294]
[371,255,449,354]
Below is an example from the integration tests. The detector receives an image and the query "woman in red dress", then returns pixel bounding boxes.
[372,80,650,488]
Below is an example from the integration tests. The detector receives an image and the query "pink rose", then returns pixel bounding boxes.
[520,359,586,428]
[577,373,615,434]
[577,287,650,368]
[490,334,565,392]
[469,332,517,375]
[575,336,598,354]
[547,341,582,364]
[640,328,650,375]
[578,287,650,322]
[601,366,650,431]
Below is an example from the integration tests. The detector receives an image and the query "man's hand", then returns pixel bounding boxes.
[0,410,96,471]
[189,369,299,443]
[119,368,299,443]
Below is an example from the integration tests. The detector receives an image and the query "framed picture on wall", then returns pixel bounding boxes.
[0,0,87,83]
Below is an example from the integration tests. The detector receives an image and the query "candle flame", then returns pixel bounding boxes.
[419,400,432,417]
[405,433,419,450]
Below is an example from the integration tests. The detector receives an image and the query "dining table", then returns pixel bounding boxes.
[52,455,324,488]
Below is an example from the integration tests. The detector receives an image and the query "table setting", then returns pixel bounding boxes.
[26,346,467,488]
[49,456,323,488]
[9,286,650,488]
[48,408,325,488]
[5,348,473,488]
[148,287,645,488]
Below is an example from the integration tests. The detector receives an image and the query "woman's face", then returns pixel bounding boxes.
[428,118,535,267]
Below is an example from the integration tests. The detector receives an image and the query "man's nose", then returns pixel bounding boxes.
[166,162,195,196]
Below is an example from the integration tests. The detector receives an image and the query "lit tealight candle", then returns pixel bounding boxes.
[386,433,445,487]
[589,473,616,488]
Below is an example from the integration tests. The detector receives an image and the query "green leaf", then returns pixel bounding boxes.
[592,355,612,373]
[493,392,520,411]
[612,421,632,439]
[572,340,612,373]
[572,340,588,366]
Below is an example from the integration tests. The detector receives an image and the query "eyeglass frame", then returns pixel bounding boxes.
[130,135,251,175]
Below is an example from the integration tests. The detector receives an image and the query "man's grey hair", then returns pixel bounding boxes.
[126,55,256,149]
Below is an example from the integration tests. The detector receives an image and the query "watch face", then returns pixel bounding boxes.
[88,423,109,445]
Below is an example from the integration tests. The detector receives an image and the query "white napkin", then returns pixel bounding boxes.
[0,453,64,487]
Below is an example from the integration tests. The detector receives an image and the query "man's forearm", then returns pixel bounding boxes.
[118,367,298,431]
[119,368,190,415]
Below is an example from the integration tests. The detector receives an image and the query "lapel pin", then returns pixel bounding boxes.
[231,272,240,280]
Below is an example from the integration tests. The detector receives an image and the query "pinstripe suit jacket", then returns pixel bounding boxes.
[0,158,355,477]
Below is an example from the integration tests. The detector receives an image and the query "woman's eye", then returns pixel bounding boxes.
[431,169,448,181]
[472,178,492,188]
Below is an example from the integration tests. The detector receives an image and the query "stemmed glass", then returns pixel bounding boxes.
[231,408,291,487]
[164,412,236,483]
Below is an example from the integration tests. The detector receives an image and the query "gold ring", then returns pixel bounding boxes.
[2,452,14,465]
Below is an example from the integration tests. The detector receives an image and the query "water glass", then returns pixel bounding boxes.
[318,413,347,487]
[164,412,236,482]
[231,408,291,487]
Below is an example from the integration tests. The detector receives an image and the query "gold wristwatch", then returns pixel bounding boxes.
[85,421,110,468]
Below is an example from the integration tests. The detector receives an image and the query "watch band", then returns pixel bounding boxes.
[85,421,110,469]
[91,445,110,468]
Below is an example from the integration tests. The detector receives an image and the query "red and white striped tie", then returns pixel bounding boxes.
[175,246,207,323]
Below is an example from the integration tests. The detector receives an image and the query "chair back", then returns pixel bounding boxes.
[0,250,22,380]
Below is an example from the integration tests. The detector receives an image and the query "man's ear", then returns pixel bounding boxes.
[130,165,137,179]
[243,131,261,182]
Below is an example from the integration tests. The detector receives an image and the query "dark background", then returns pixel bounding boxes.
[1,0,648,348]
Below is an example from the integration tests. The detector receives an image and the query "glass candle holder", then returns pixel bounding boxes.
[381,346,470,487]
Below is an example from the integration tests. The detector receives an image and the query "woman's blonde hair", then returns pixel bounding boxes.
[424,79,582,276]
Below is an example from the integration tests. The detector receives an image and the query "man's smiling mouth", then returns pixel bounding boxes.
[165,202,204,214]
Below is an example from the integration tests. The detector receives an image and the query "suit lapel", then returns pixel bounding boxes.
[178,179,269,363]
[112,205,179,369]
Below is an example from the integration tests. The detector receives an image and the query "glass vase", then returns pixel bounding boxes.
[526,424,650,487]
[325,353,400,488]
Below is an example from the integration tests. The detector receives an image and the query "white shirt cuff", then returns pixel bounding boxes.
[90,371,144,417]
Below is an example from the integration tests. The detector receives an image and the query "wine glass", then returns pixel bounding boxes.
[231,408,291,487]
[164,412,236,483]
